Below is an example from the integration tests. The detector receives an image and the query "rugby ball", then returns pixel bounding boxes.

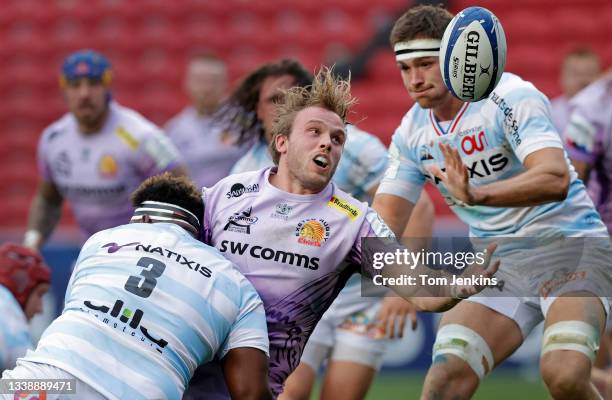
[440,7,507,102]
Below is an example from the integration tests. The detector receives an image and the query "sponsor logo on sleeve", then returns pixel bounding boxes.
[327,196,361,220]
[115,126,140,149]
[295,218,330,247]
[490,92,521,146]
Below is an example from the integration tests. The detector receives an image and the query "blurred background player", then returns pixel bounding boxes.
[165,53,250,188]
[550,48,601,133]
[563,71,612,398]
[2,174,272,400]
[0,243,50,372]
[23,49,186,251]
[373,5,611,400]
[565,71,612,234]
[224,59,428,400]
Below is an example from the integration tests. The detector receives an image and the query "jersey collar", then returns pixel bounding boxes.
[429,102,470,136]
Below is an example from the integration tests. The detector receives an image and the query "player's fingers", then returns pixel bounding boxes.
[376,299,392,320]
[386,311,397,338]
[410,307,418,331]
[451,146,464,169]
[397,313,407,338]
[485,259,501,277]
[480,243,497,269]
[438,143,450,162]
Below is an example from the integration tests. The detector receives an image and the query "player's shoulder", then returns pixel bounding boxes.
[394,103,431,141]
[328,185,370,221]
[487,72,547,104]
[110,102,163,139]
[164,107,193,134]
[571,74,612,112]
[39,113,74,144]
[231,139,272,174]
[203,168,266,204]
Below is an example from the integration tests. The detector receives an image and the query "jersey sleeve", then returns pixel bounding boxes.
[376,124,425,204]
[219,278,269,359]
[0,303,33,370]
[36,129,53,182]
[136,127,183,176]
[495,86,563,163]
[346,208,400,279]
[344,129,389,193]
[564,106,599,165]
[201,187,214,245]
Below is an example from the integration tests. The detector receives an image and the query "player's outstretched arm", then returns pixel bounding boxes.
[379,243,500,312]
[372,193,415,237]
[427,144,570,207]
[222,347,273,400]
[23,180,64,250]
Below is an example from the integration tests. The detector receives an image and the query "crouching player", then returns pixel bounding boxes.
[1,174,272,400]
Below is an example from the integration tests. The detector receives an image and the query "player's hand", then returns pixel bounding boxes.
[449,243,500,299]
[427,143,475,205]
[376,296,418,338]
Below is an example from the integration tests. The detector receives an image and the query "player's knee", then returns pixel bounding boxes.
[423,324,493,399]
[541,356,591,400]
[540,320,599,399]
[431,324,493,380]
[423,357,479,400]
[279,380,311,400]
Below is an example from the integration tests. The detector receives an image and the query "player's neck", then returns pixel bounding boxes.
[432,95,465,122]
[78,108,110,135]
[269,164,325,195]
[195,103,219,116]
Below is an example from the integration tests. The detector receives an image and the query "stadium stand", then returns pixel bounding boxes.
[0,0,610,230]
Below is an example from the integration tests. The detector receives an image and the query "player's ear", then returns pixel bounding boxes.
[275,134,288,155]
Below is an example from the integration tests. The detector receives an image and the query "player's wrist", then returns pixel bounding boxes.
[466,186,484,206]
[23,230,42,250]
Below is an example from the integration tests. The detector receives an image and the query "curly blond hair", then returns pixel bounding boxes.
[269,67,356,164]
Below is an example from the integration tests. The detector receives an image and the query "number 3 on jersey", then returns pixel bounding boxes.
[124,257,166,298]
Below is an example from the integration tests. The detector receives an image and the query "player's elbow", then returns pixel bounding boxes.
[551,168,570,202]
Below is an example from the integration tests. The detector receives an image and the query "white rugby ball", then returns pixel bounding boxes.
[440,7,507,102]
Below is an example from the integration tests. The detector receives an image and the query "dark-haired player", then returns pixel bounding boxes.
[3,174,272,400]
[373,5,611,399]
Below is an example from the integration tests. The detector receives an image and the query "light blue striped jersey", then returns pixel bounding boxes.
[378,73,607,238]
[21,223,268,400]
[0,285,33,372]
[231,125,388,202]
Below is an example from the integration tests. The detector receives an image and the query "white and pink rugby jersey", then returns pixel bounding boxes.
[202,167,392,397]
